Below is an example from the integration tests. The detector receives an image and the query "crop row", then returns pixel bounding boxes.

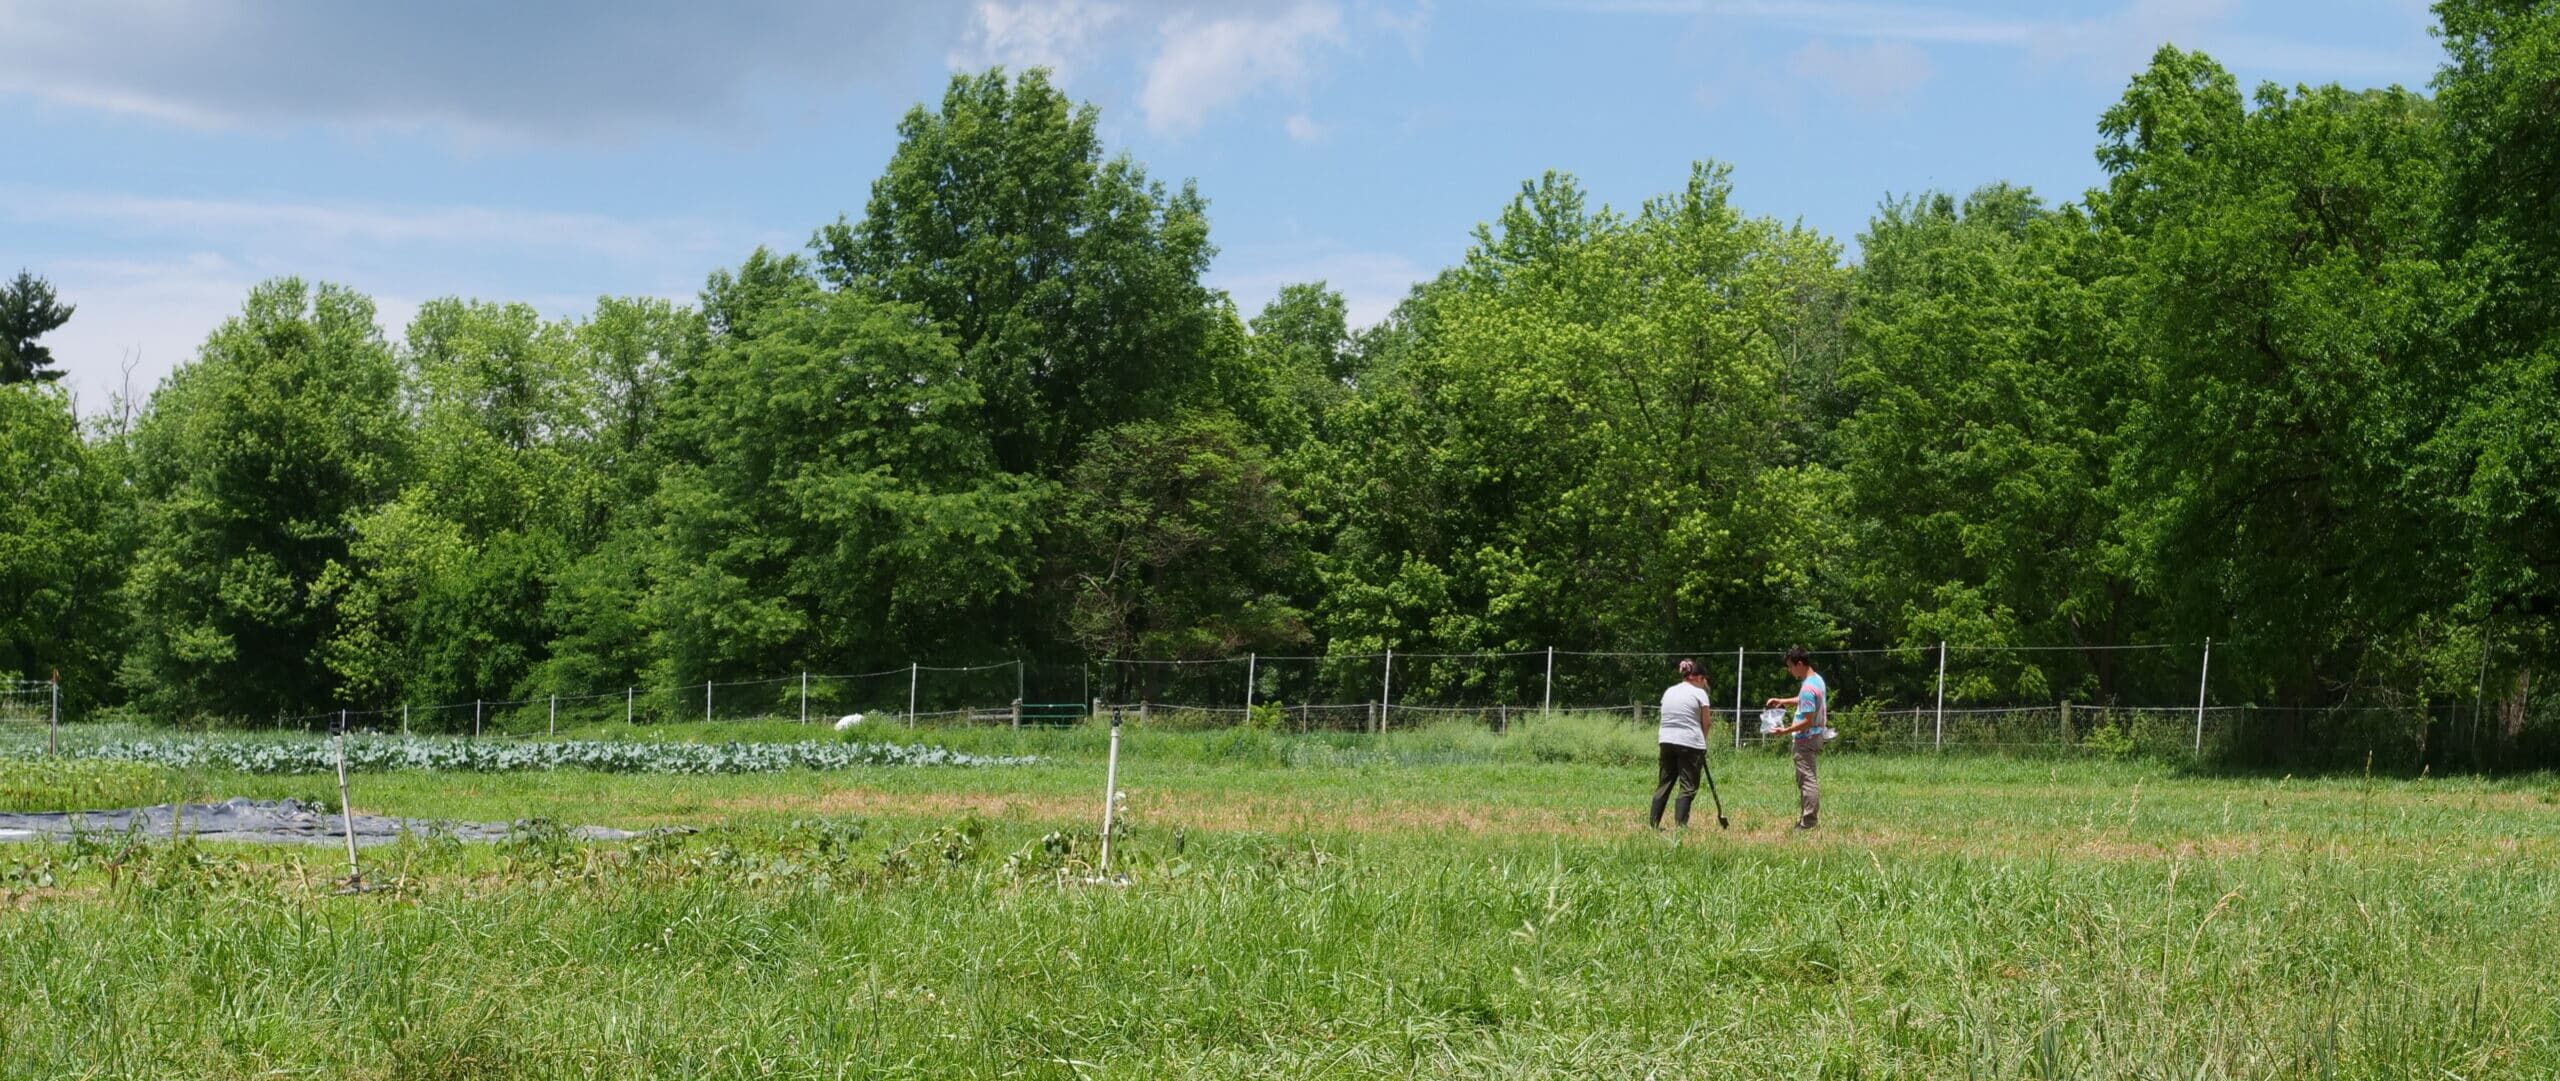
[46,735,1034,775]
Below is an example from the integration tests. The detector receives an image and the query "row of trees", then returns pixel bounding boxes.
[3,5,2552,766]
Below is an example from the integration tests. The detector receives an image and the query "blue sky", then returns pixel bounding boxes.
[4,1,2445,413]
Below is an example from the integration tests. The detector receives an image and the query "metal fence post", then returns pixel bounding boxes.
[2194,637,2212,753]
[548,694,556,737]
[704,679,713,723]
[800,671,809,724]
[624,686,633,725]
[1245,652,1257,716]
[1934,640,1947,752]
[1016,659,1025,707]
[907,663,918,728]
[1380,648,1393,733]
[1733,647,1744,749]
[473,698,482,739]
[1544,646,1556,717]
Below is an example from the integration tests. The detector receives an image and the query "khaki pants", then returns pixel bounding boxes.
[1793,738,1821,827]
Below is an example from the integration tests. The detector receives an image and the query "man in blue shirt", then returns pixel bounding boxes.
[1764,646,1830,830]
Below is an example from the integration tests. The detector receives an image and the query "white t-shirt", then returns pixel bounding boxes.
[1658,681,1713,749]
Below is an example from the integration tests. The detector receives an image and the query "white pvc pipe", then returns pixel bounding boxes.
[1544,647,1555,716]
[1934,640,1947,751]
[1380,649,1393,733]
[1098,709,1123,876]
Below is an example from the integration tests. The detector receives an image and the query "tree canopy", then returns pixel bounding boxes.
[12,43,2557,766]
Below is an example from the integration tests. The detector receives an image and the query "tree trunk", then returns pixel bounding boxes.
[2502,665,2533,744]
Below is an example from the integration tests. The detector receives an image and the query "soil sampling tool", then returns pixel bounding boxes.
[1701,743,1730,829]
[333,711,369,893]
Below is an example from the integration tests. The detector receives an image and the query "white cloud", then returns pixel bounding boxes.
[36,254,263,419]
[0,1,958,142]
[1284,113,1330,142]
[1786,38,1934,109]
[12,190,740,265]
[1371,0,1434,61]
[949,1,1127,80]
[1548,1,2036,45]
[10,189,761,416]
[1139,2,1347,137]
[1559,0,2435,84]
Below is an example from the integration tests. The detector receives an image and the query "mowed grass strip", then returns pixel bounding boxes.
[0,722,2554,1078]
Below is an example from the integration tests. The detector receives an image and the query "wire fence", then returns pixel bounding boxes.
[1,678,60,755]
[33,638,2514,766]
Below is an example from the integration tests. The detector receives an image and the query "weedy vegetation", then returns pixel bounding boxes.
[0,715,2553,1078]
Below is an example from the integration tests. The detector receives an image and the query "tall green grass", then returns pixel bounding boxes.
[1,723,2555,1077]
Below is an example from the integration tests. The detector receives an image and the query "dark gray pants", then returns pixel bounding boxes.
[1652,743,1703,827]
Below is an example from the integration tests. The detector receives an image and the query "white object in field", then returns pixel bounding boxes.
[833,713,866,731]
[1098,711,1122,876]
[1758,708,1786,734]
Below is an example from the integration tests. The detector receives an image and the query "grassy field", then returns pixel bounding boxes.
[2,715,2556,1079]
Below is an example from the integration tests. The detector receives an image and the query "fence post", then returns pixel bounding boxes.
[907,663,919,728]
[1012,698,1022,729]
[1733,647,1745,749]
[1245,652,1257,716]
[2472,631,2491,759]
[800,671,809,725]
[1380,648,1394,733]
[473,698,482,739]
[1934,640,1947,752]
[1016,659,1025,707]
[625,686,633,725]
[548,694,557,737]
[47,670,59,757]
[1544,647,1556,717]
[2194,637,2212,753]
[704,680,713,723]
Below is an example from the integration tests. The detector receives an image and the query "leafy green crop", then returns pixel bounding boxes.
[47,734,1032,775]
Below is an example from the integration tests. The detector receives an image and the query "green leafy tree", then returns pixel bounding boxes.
[123,279,409,718]
[1051,415,1310,667]
[638,259,1042,684]
[0,270,75,385]
[1234,283,1353,449]
[315,298,610,707]
[2098,49,2468,725]
[1837,186,2162,702]
[1314,166,1849,701]
[2431,0,2560,747]
[0,385,131,704]
[815,67,1228,478]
